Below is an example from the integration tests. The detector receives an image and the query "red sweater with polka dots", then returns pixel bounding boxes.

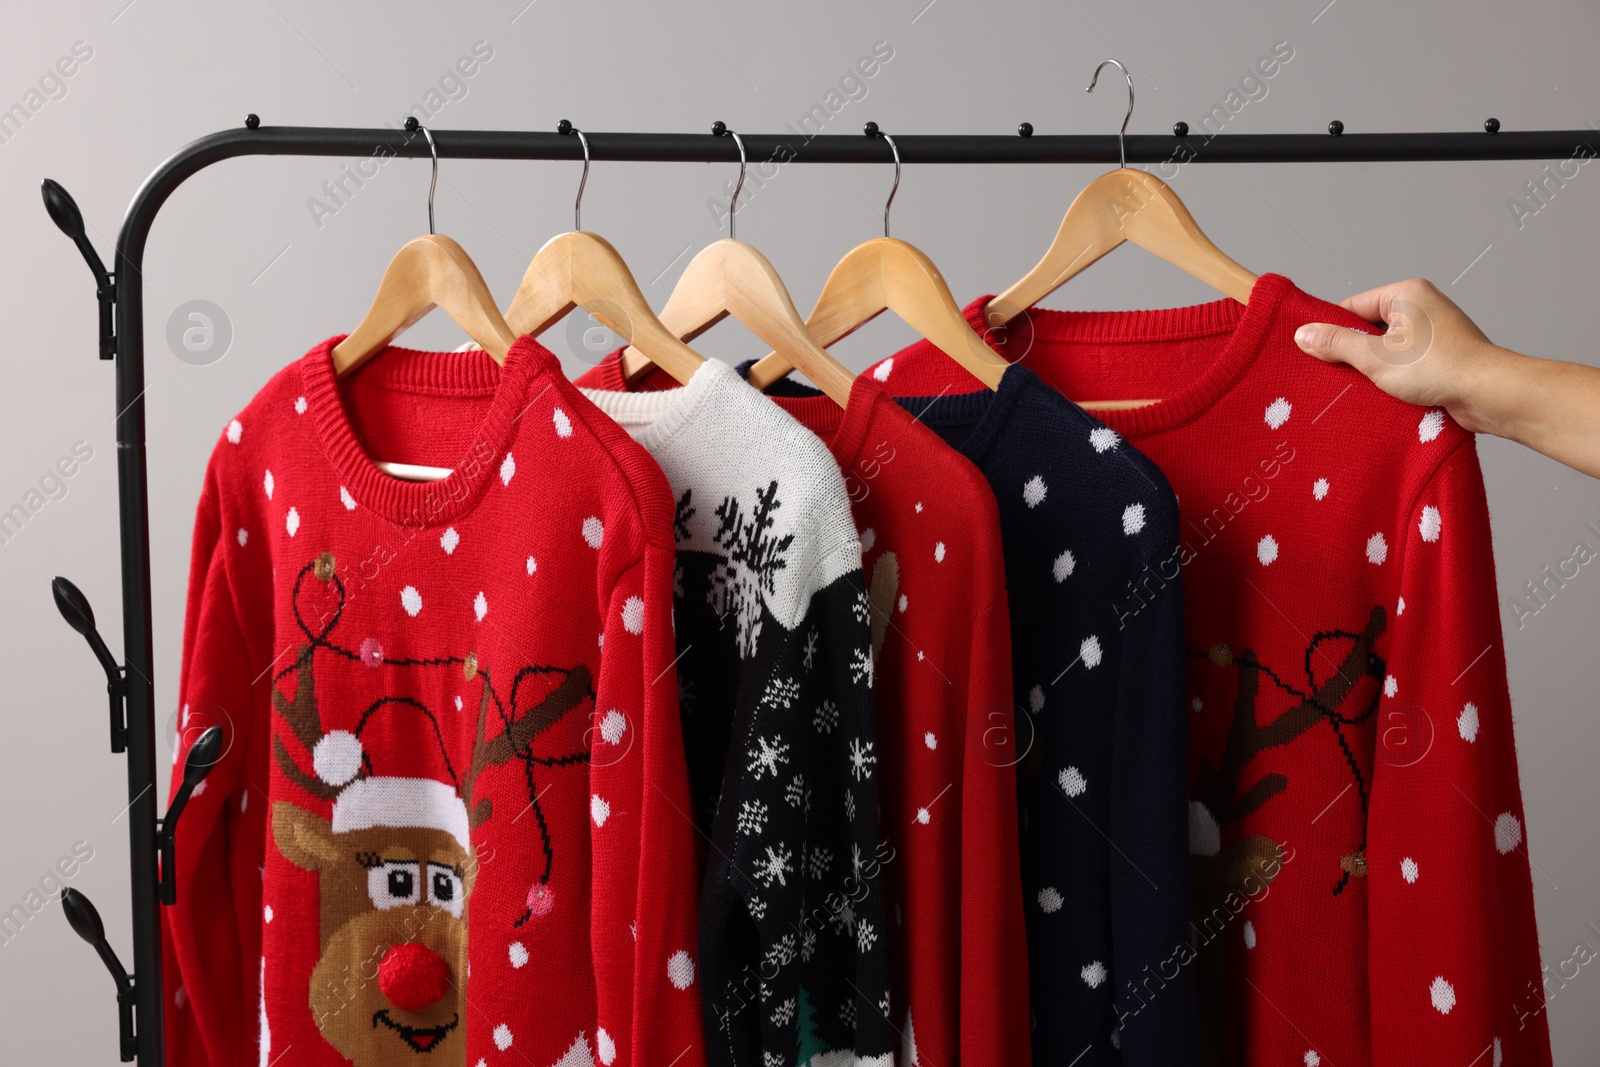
[160,336,708,1067]
[865,274,1551,1067]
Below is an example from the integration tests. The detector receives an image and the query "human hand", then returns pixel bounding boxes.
[1293,278,1500,434]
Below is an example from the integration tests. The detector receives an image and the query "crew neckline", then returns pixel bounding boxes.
[892,362,1033,471]
[732,360,884,471]
[930,272,1293,439]
[300,334,551,525]
[579,357,734,453]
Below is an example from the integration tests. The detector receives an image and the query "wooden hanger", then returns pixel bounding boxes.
[615,124,855,407]
[331,123,517,481]
[331,234,515,377]
[984,173,1257,322]
[502,124,703,386]
[984,61,1257,410]
[747,126,1009,393]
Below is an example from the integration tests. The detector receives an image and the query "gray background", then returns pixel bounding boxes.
[3,0,1598,1062]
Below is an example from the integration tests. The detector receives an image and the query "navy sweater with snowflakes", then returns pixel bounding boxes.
[578,359,894,1067]
[891,364,1197,1065]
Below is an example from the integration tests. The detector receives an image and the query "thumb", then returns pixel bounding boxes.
[1294,321,1381,376]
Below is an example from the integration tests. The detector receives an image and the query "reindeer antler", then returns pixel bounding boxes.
[462,665,593,827]
[272,643,351,801]
[273,644,320,747]
[1193,604,1387,826]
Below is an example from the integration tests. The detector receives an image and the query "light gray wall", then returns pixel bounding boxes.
[2,0,1596,1061]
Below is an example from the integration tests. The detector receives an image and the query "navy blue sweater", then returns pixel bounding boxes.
[892,364,1197,1066]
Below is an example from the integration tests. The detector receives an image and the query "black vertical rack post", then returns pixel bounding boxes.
[41,117,1596,1065]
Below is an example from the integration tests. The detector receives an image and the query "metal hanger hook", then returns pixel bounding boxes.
[558,120,591,232]
[713,121,746,241]
[1086,58,1134,170]
[417,122,440,234]
[866,122,901,238]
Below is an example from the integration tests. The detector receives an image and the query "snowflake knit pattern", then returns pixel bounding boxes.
[879,363,1197,1067]
[577,358,895,1067]
[867,274,1552,1066]
[718,361,1033,1067]
[162,336,707,1067]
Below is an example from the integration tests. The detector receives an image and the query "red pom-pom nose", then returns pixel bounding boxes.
[377,943,452,1012]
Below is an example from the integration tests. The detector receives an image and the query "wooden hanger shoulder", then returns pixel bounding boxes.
[623,238,854,406]
[503,230,704,386]
[747,236,1006,393]
[873,238,1006,389]
[331,233,515,378]
[986,168,1256,325]
[1114,170,1257,305]
[981,167,1256,410]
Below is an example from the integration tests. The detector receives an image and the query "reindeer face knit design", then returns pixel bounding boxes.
[162,336,707,1067]
[867,274,1552,1066]
[576,358,895,1067]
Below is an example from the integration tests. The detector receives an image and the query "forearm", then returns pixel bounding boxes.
[1456,346,1600,479]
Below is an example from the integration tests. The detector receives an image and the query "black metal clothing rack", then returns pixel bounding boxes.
[42,117,1596,1065]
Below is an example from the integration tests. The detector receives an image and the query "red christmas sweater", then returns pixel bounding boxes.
[580,354,1034,1067]
[161,336,707,1067]
[865,274,1551,1066]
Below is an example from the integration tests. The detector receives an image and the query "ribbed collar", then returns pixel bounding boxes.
[583,348,677,393]
[907,272,1294,439]
[578,357,736,453]
[731,361,885,473]
[892,360,1034,470]
[299,334,552,525]
[581,350,630,391]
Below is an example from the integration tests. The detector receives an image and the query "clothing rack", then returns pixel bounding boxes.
[42,115,1595,1065]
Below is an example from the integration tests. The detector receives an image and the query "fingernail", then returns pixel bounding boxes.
[1294,325,1315,348]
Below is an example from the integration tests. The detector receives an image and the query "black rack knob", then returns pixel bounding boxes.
[183,725,226,788]
[41,182,115,358]
[244,113,259,130]
[1173,121,1190,137]
[52,576,126,753]
[404,115,419,133]
[157,725,225,905]
[62,885,107,946]
[863,121,880,139]
[1017,122,1034,138]
[711,120,728,137]
[1485,117,1501,134]
[51,574,95,633]
[62,888,136,1061]
[557,118,573,136]
[42,180,86,243]
[1329,120,1345,136]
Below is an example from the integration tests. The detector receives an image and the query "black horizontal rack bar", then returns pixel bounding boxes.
[45,118,1597,1066]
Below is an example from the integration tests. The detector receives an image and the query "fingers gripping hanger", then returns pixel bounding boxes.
[616,122,855,406]
[984,59,1258,409]
[747,122,1009,392]
[501,122,704,384]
